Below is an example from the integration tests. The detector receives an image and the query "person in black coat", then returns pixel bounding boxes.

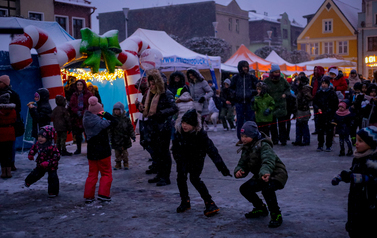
[140,69,178,186]
[220,78,235,130]
[28,88,52,140]
[230,60,258,145]
[172,109,231,217]
[313,77,339,152]
[168,71,186,97]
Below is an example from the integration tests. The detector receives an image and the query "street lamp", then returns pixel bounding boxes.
[267,30,272,47]
[123,8,129,40]
[213,22,218,38]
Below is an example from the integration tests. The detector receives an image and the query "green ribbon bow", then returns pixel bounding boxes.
[80,28,123,74]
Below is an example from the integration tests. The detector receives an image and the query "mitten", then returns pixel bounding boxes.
[28,155,34,161]
[40,161,49,168]
[221,168,232,177]
[331,174,342,186]
[263,108,271,116]
[198,97,205,103]
[352,173,369,184]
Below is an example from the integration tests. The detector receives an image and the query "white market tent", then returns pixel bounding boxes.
[124,28,221,71]
[0,17,74,53]
[266,50,312,75]
[298,58,357,68]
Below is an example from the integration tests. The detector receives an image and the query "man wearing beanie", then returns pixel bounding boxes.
[0,74,22,171]
[264,64,291,146]
[230,60,258,145]
[331,126,377,237]
[313,77,339,152]
[82,96,118,203]
[235,121,288,228]
[172,109,231,217]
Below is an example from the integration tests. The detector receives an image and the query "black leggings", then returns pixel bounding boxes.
[25,167,59,195]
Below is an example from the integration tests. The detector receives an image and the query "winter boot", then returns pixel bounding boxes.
[156,178,171,186]
[114,161,122,170]
[148,176,161,183]
[61,149,73,156]
[123,161,129,170]
[204,200,220,217]
[98,195,111,202]
[74,142,81,155]
[268,212,283,228]
[347,149,353,156]
[245,204,269,218]
[339,149,345,156]
[6,167,12,178]
[176,199,191,213]
[1,167,7,178]
[11,162,17,171]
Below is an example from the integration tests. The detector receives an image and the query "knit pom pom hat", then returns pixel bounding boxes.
[0,75,10,86]
[88,96,103,115]
[357,126,377,149]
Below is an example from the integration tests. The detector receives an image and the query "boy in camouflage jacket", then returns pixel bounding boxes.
[235,121,288,228]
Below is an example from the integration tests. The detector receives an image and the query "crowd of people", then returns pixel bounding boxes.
[2,61,377,235]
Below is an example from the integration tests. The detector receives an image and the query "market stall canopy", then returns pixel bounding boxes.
[124,28,221,70]
[298,58,357,67]
[223,44,271,71]
[0,17,74,53]
[265,50,309,75]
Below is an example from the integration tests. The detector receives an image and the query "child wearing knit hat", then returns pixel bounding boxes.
[331,126,377,237]
[172,109,231,217]
[332,101,355,156]
[235,121,288,228]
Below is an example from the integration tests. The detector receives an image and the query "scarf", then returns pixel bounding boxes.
[78,92,84,111]
[336,108,350,116]
[143,89,160,118]
[354,148,377,158]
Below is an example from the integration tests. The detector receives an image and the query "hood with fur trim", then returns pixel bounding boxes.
[237,60,249,76]
[146,69,166,95]
[169,71,186,89]
[186,68,204,83]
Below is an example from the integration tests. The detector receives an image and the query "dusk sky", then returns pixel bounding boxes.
[90,0,362,34]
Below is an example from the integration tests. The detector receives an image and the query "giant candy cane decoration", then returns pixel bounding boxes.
[117,36,150,124]
[9,25,65,108]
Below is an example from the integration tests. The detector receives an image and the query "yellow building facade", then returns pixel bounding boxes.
[297,0,358,65]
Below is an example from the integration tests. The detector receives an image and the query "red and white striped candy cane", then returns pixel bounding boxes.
[118,36,150,124]
[9,25,64,108]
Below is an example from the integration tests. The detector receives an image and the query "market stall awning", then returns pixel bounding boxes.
[224,44,271,71]
[297,58,357,67]
[265,50,306,73]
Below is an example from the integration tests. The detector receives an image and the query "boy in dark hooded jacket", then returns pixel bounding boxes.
[51,95,72,156]
[109,102,135,170]
[168,71,186,97]
[235,121,288,228]
[28,88,52,140]
[172,109,231,217]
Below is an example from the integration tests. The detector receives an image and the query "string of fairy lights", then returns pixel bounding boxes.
[60,68,125,85]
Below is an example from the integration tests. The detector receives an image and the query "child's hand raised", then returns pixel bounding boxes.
[261,174,270,182]
[235,169,245,178]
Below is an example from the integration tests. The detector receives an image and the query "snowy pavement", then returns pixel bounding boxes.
[0,119,350,237]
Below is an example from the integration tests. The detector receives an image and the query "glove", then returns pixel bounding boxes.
[331,175,342,186]
[28,155,34,161]
[263,108,271,116]
[40,161,49,169]
[198,97,205,103]
[221,168,232,177]
[132,137,136,142]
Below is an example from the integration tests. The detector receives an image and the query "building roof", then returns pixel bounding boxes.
[333,0,359,30]
[248,11,303,28]
[54,0,95,8]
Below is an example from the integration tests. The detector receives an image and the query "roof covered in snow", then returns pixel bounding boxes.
[54,0,94,8]
[0,17,74,52]
[248,11,303,28]
[333,0,359,30]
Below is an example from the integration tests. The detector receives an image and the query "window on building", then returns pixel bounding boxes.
[73,18,84,39]
[301,43,306,51]
[271,27,277,37]
[323,19,333,33]
[0,8,8,17]
[308,43,319,55]
[324,42,333,54]
[236,19,239,33]
[368,37,377,51]
[29,12,43,21]
[283,29,288,39]
[228,18,232,31]
[338,41,348,54]
[55,16,68,31]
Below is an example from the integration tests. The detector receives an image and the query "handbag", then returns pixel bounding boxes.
[362,103,375,128]
[14,115,25,137]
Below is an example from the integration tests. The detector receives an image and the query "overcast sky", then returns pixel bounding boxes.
[90,0,361,34]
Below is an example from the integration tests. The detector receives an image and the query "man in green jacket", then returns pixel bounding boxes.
[235,121,288,228]
[264,64,291,145]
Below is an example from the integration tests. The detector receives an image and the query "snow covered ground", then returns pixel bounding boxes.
[0,119,350,237]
